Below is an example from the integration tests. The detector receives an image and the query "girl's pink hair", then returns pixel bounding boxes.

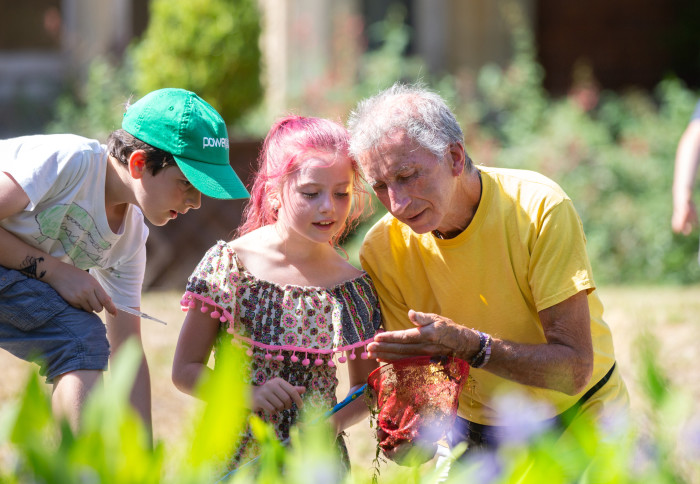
[237,115,369,247]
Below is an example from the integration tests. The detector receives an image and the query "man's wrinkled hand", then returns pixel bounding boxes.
[367,310,462,361]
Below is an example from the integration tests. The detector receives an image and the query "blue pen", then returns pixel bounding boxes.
[314,383,367,423]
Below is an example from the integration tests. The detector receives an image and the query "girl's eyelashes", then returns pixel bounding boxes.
[301,191,350,199]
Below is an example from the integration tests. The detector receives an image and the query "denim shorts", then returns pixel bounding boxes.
[0,265,110,383]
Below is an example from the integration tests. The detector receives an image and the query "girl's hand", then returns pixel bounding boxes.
[253,377,306,414]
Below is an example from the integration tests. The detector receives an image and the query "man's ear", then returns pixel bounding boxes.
[448,142,466,177]
[128,150,147,179]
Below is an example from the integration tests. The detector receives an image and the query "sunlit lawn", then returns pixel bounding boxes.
[1,285,699,481]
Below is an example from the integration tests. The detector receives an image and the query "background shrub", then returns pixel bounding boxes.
[131,0,262,125]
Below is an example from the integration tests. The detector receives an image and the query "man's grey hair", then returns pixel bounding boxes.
[347,83,468,165]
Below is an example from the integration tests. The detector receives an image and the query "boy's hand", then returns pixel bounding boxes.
[44,262,116,315]
[252,377,306,415]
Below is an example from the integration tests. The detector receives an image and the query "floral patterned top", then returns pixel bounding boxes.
[181,241,382,468]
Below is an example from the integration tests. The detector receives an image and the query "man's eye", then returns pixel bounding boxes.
[181,179,192,187]
[372,183,386,191]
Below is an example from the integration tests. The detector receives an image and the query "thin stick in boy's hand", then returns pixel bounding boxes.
[114,302,168,325]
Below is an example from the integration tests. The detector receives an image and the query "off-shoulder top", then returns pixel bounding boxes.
[180,240,382,467]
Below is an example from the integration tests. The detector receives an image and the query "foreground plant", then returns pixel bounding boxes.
[1,334,698,483]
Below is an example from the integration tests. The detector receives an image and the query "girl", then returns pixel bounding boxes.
[172,115,381,470]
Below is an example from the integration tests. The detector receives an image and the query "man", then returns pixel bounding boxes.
[348,83,628,457]
[0,88,248,433]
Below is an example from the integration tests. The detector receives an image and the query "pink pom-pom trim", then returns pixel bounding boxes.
[180,291,379,366]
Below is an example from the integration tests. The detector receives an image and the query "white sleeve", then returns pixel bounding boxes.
[0,135,95,211]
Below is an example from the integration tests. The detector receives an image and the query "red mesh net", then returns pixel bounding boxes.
[367,356,469,453]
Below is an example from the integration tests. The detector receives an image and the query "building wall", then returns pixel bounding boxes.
[258,0,360,119]
[0,0,147,137]
[414,0,535,76]
[535,0,695,94]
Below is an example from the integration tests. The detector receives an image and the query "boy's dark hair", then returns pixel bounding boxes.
[107,129,177,175]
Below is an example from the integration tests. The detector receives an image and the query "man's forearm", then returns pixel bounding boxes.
[478,337,593,396]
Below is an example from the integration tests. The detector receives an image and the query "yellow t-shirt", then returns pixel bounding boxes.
[360,166,621,425]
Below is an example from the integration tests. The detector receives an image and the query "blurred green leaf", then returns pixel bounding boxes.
[180,342,248,480]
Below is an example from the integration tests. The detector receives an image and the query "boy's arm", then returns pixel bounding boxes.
[0,171,116,315]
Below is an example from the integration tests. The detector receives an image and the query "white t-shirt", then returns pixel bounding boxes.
[0,134,148,306]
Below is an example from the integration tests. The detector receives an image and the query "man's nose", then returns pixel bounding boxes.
[387,185,410,214]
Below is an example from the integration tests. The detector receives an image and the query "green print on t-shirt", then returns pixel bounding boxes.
[34,204,111,269]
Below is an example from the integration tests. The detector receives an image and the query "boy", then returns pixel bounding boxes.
[0,88,248,433]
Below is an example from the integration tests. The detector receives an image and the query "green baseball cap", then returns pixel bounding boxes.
[122,88,249,200]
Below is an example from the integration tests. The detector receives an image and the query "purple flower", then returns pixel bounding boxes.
[630,435,658,477]
[678,415,700,462]
[492,392,556,445]
[448,449,502,484]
